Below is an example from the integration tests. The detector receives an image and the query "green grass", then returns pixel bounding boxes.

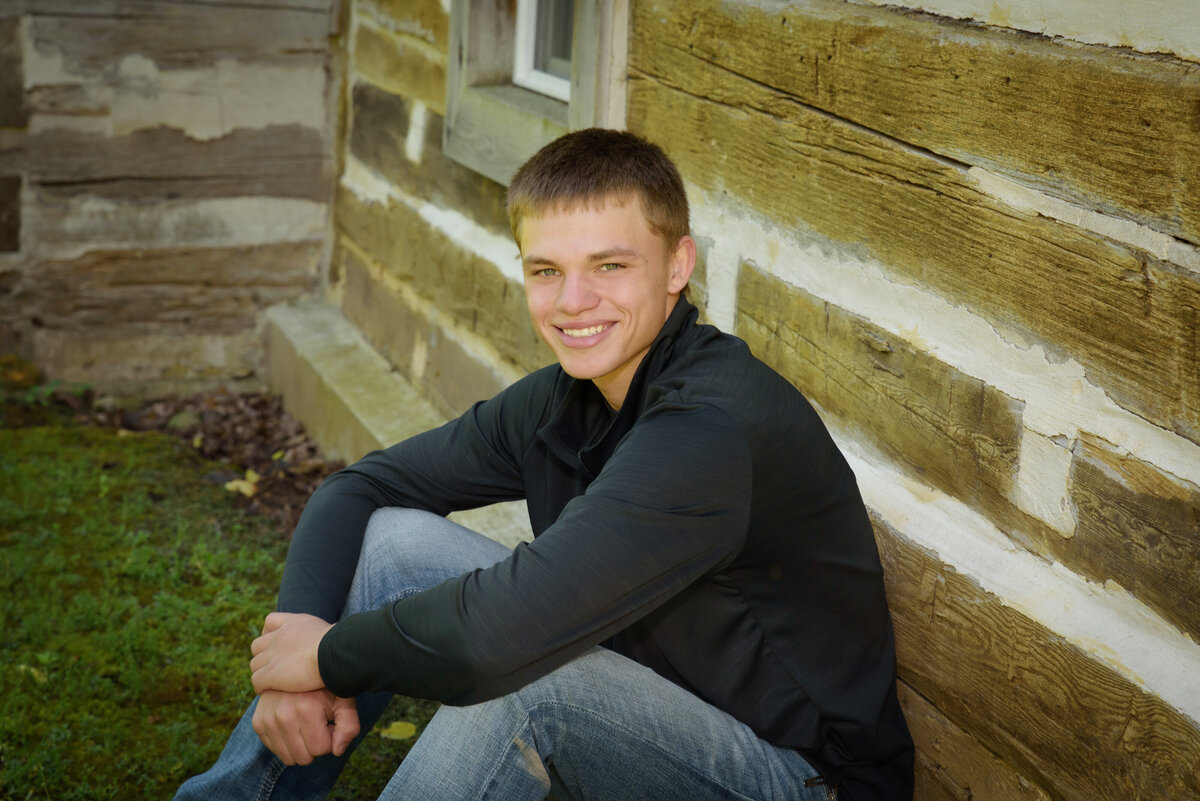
[0,423,438,799]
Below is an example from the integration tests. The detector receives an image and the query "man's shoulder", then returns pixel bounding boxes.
[663,323,800,406]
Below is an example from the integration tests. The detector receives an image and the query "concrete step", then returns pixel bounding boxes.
[265,298,532,549]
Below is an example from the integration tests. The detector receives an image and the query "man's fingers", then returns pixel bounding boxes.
[250,632,268,657]
[296,706,333,764]
[261,612,286,635]
[253,698,296,765]
[329,697,362,756]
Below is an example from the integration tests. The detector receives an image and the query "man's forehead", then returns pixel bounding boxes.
[529,190,640,220]
[518,192,657,256]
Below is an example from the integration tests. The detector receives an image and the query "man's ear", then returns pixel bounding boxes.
[668,235,697,294]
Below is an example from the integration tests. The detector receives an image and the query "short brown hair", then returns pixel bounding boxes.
[506,128,689,249]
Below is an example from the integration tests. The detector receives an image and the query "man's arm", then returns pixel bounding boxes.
[309,403,753,704]
[247,374,547,759]
[276,374,547,623]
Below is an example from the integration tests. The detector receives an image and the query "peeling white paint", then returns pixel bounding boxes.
[342,155,525,284]
[32,196,328,260]
[690,188,1200,500]
[25,34,326,140]
[835,425,1200,725]
[405,100,428,165]
[357,0,446,46]
[852,0,1200,63]
[1012,430,1077,536]
[970,168,1200,275]
[110,57,328,140]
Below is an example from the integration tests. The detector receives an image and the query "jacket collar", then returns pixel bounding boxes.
[538,295,698,478]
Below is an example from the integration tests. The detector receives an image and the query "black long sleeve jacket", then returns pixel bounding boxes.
[279,297,913,800]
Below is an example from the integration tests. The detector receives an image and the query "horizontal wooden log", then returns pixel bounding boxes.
[28,3,330,73]
[1068,433,1200,641]
[632,0,1200,245]
[874,512,1200,801]
[349,82,509,235]
[898,682,1050,801]
[628,65,1200,445]
[353,20,447,115]
[19,242,319,333]
[738,262,1024,519]
[334,185,550,374]
[27,185,327,256]
[26,126,331,201]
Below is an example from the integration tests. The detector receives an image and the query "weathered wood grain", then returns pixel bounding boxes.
[26,126,331,201]
[353,21,446,115]
[335,186,550,374]
[19,242,319,332]
[898,681,1050,801]
[633,0,1200,245]
[739,262,1024,518]
[349,82,510,236]
[0,176,17,253]
[1068,433,1200,642]
[874,512,1200,801]
[628,63,1200,445]
[28,3,330,72]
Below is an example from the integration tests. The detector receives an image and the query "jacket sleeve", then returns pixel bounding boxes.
[276,375,545,622]
[316,401,753,704]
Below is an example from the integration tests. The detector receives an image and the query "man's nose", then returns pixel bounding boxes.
[556,273,599,315]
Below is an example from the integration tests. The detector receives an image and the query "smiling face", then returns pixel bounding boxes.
[520,193,695,409]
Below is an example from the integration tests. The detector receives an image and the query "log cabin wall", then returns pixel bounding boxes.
[0,0,340,393]
[328,0,553,421]
[626,1,1200,798]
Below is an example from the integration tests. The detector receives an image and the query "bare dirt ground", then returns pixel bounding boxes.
[1,355,343,536]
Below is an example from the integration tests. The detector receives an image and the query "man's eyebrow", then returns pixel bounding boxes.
[521,247,642,267]
[588,247,640,262]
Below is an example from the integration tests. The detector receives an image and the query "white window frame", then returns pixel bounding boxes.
[512,0,573,103]
[445,0,628,187]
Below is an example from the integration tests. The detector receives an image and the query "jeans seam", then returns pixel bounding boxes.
[253,757,287,801]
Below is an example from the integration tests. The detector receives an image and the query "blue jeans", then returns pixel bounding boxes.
[175,509,830,800]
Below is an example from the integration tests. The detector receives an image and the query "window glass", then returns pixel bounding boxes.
[534,0,573,81]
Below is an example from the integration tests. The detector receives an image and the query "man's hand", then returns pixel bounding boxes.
[250,612,333,695]
[252,689,360,766]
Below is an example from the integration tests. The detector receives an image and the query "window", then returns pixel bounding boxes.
[513,0,574,102]
[445,0,628,186]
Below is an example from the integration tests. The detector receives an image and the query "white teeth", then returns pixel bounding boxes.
[562,324,607,338]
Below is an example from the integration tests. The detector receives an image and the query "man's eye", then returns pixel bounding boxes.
[599,263,621,272]
[535,268,559,277]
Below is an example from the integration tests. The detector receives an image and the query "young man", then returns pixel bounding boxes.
[176,129,913,800]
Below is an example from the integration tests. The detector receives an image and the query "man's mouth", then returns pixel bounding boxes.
[560,324,610,338]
